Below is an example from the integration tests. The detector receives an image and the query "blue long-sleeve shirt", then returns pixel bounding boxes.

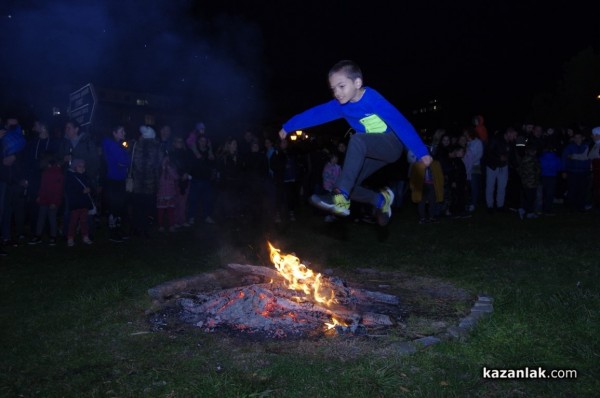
[102,137,131,181]
[282,87,428,159]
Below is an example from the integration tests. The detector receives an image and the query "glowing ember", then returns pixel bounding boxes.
[324,317,348,331]
[268,242,336,306]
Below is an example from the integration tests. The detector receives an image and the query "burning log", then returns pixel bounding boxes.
[227,263,400,307]
[227,263,281,280]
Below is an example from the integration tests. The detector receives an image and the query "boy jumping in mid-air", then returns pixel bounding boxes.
[278,60,432,226]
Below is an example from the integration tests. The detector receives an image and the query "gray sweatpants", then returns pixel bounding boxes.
[336,133,404,206]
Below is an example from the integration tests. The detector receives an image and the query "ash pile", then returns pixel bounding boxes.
[148,263,405,339]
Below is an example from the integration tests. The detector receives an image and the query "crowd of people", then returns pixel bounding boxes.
[420,118,600,223]
[0,113,599,256]
[0,117,323,256]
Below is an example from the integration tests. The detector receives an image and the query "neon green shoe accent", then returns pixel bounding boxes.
[376,187,394,226]
[309,192,351,216]
[332,193,351,215]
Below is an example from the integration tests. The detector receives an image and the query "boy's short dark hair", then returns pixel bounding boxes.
[329,60,363,81]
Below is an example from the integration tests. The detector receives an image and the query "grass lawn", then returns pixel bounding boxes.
[1,205,598,397]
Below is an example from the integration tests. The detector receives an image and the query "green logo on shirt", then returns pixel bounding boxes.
[360,114,388,133]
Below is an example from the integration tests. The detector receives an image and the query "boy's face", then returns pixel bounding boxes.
[75,163,86,173]
[329,72,363,104]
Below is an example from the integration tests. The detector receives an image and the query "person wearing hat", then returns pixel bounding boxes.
[588,127,600,210]
[130,125,160,237]
[186,122,212,159]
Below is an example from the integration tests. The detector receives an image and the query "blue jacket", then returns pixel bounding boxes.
[282,87,428,159]
[539,151,562,177]
[102,137,131,181]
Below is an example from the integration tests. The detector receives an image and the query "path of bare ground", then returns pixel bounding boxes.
[145,265,475,358]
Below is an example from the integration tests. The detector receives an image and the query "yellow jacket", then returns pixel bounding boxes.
[410,160,444,203]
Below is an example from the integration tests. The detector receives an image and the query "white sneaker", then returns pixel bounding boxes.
[67,239,75,247]
[82,237,93,245]
[204,216,215,224]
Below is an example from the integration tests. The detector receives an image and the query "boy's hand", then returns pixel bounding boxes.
[278,129,287,141]
[420,155,433,167]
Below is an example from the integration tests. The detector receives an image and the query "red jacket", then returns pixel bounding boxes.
[37,165,65,206]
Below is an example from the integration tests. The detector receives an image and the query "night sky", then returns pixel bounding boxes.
[1,0,598,131]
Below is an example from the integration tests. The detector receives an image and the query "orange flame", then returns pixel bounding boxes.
[268,242,336,306]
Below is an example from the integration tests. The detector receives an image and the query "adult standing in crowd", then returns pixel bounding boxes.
[186,134,216,225]
[463,128,484,212]
[588,127,600,211]
[561,130,591,212]
[0,117,27,249]
[101,125,131,242]
[23,120,59,235]
[484,127,517,213]
[130,125,160,237]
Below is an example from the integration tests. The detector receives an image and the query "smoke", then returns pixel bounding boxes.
[1,0,266,134]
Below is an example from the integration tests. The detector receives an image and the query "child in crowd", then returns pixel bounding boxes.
[278,60,432,226]
[410,157,444,224]
[29,154,64,246]
[322,152,341,192]
[64,159,94,246]
[321,151,342,222]
[517,144,541,219]
[156,156,179,232]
